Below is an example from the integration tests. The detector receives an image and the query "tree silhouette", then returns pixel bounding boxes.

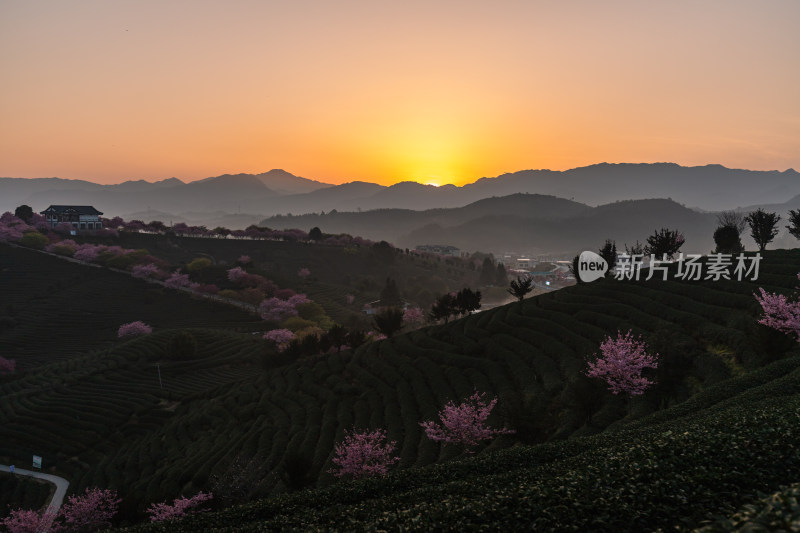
[308,226,323,241]
[373,307,404,338]
[786,209,800,241]
[625,240,644,255]
[713,225,744,254]
[507,276,534,302]
[599,239,617,273]
[644,228,685,259]
[327,324,348,353]
[746,209,780,252]
[455,288,481,315]
[429,293,457,323]
[478,257,496,286]
[569,255,583,284]
[379,278,402,307]
[495,263,508,285]
[13,205,33,223]
[347,329,367,350]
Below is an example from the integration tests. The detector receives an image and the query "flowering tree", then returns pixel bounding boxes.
[258,294,309,322]
[346,294,355,305]
[164,271,194,289]
[0,355,16,374]
[403,307,425,327]
[420,391,514,451]
[586,330,659,396]
[298,267,311,279]
[73,244,100,262]
[146,491,213,522]
[58,487,120,532]
[263,328,295,351]
[0,508,54,533]
[118,321,153,338]
[329,428,399,479]
[227,266,247,282]
[754,276,800,341]
[132,263,160,279]
[237,255,251,265]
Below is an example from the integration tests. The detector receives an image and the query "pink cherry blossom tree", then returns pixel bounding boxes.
[0,356,15,374]
[298,267,310,279]
[237,255,251,265]
[329,428,399,479]
[164,271,193,289]
[57,487,120,532]
[118,321,153,338]
[420,390,514,451]
[0,508,55,533]
[73,244,100,262]
[263,328,295,351]
[403,307,425,327]
[586,330,659,396]
[258,294,309,322]
[132,263,160,279]
[146,491,213,522]
[346,294,355,305]
[227,266,247,282]
[754,276,800,341]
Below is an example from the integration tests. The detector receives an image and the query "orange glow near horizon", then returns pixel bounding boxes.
[1,1,799,186]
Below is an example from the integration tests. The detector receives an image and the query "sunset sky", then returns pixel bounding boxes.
[2,1,799,186]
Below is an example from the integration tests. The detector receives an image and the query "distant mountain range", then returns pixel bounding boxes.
[262,194,727,255]
[2,163,798,254]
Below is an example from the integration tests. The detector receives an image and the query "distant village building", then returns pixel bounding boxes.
[41,205,103,231]
[415,244,460,256]
[516,258,531,270]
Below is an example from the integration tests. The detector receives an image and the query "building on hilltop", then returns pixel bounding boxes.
[41,205,104,231]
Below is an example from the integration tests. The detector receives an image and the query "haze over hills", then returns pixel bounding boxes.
[264,195,725,255]
[2,163,798,220]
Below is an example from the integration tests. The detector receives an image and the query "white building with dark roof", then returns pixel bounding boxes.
[40,205,104,231]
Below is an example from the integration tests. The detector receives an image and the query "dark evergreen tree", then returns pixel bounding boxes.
[478,257,496,286]
[507,276,534,302]
[14,205,33,223]
[786,209,800,241]
[347,329,367,350]
[379,278,402,307]
[569,255,584,284]
[327,324,348,353]
[429,293,457,323]
[455,288,482,315]
[373,307,404,338]
[625,240,644,255]
[495,263,508,286]
[599,239,617,273]
[713,225,744,254]
[746,208,780,252]
[308,227,323,241]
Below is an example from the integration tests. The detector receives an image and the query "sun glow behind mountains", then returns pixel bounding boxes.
[1,1,799,185]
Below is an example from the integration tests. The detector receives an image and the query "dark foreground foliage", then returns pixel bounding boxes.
[116,356,800,532]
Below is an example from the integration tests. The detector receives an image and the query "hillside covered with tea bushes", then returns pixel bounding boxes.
[2,248,800,527]
[117,355,800,531]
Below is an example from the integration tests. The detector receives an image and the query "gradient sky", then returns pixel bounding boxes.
[2,1,799,186]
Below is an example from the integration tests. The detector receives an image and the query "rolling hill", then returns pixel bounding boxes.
[263,195,721,255]
[2,246,800,528]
